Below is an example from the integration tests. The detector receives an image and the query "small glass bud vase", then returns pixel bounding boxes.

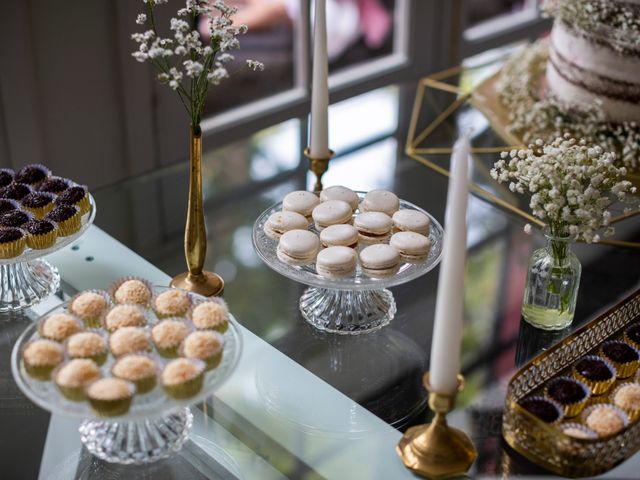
[522,228,581,330]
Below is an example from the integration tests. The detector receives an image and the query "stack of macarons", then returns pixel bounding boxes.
[262,186,434,279]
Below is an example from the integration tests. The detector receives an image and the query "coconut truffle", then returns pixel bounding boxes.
[182,331,223,361]
[71,292,108,319]
[109,326,151,357]
[560,424,597,439]
[86,378,134,401]
[154,290,190,316]
[151,319,190,350]
[613,383,640,411]
[23,339,64,367]
[40,313,82,341]
[112,355,157,382]
[105,305,146,331]
[191,302,228,330]
[161,358,204,386]
[114,280,151,306]
[585,405,626,437]
[66,332,107,359]
[55,359,101,389]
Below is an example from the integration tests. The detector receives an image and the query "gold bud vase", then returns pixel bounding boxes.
[171,125,224,296]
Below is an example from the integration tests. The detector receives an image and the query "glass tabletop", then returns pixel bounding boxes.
[2,72,640,479]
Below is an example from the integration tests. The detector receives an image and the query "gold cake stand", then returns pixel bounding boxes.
[406,60,640,249]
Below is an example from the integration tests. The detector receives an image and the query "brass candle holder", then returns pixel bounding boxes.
[396,372,477,479]
[171,126,225,297]
[304,148,334,192]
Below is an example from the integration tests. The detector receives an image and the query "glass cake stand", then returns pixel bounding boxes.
[252,194,444,334]
[11,287,243,465]
[0,196,96,313]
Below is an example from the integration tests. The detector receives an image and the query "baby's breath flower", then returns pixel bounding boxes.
[246,60,265,71]
[136,14,147,25]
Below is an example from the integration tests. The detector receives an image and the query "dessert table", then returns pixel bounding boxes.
[2,79,640,479]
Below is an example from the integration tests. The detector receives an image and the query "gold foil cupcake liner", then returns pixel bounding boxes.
[54,208,81,236]
[111,352,160,394]
[572,355,617,395]
[624,329,640,351]
[610,382,640,422]
[600,341,640,379]
[108,276,153,308]
[22,192,56,219]
[544,376,591,418]
[187,296,230,333]
[26,222,58,250]
[76,192,91,216]
[67,289,111,329]
[0,231,27,259]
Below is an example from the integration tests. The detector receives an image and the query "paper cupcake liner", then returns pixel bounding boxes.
[85,379,136,417]
[519,395,564,424]
[51,207,81,237]
[37,313,84,343]
[68,289,111,329]
[187,296,229,333]
[151,288,192,319]
[610,381,640,422]
[108,276,153,308]
[151,317,194,358]
[572,355,617,395]
[111,352,159,395]
[544,376,591,418]
[26,222,58,250]
[161,359,206,400]
[581,403,630,438]
[63,330,108,365]
[102,304,149,332]
[0,230,26,259]
[559,422,598,440]
[600,341,640,379]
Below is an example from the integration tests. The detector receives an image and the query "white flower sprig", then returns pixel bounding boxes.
[491,135,636,243]
[131,0,264,127]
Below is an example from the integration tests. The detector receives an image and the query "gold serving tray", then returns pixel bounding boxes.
[503,288,640,477]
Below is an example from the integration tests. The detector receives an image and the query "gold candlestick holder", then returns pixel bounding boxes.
[171,126,225,297]
[396,372,477,479]
[304,148,334,192]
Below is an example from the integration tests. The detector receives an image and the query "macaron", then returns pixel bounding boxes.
[312,200,353,231]
[390,231,431,262]
[319,186,359,211]
[359,244,400,278]
[360,190,399,216]
[282,191,320,220]
[316,246,357,278]
[264,211,309,240]
[320,224,359,248]
[354,211,392,244]
[277,229,320,266]
[392,209,431,236]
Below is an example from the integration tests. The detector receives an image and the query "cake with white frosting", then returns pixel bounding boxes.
[544,0,640,123]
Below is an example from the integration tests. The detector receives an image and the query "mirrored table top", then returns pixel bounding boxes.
[2,70,640,479]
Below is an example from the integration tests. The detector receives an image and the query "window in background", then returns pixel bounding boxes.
[467,0,535,28]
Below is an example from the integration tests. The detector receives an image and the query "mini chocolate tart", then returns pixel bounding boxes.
[601,341,640,378]
[518,396,563,423]
[624,324,640,350]
[0,227,26,259]
[545,376,590,417]
[0,168,14,188]
[0,183,32,200]
[38,176,71,194]
[55,185,90,215]
[45,204,80,236]
[0,209,32,228]
[86,378,136,417]
[0,199,19,215]
[572,355,617,395]
[21,192,56,218]
[15,164,50,185]
[24,219,57,250]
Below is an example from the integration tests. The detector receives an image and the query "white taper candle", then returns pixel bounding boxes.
[309,0,330,158]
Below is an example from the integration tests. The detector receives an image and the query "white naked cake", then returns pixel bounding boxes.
[544,0,640,123]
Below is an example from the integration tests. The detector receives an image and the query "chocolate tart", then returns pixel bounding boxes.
[161,358,206,400]
[0,199,19,215]
[111,354,158,394]
[544,376,590,417]
[572,355,617,394]
[0,183,32,200]
[24,219,57,250]
[45,204,80,236]
[0,227,26,259]
[15,164,50,185]
[37,176,71,194]
[601,341,640,378]
[624,324,640,351]
[22,339,64,380]
[518,396,563,423]
[55,185,90,215]
[21,192,56,218]
[0,209,32,228]
[86,378,136,416]
[0,168,14,188]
